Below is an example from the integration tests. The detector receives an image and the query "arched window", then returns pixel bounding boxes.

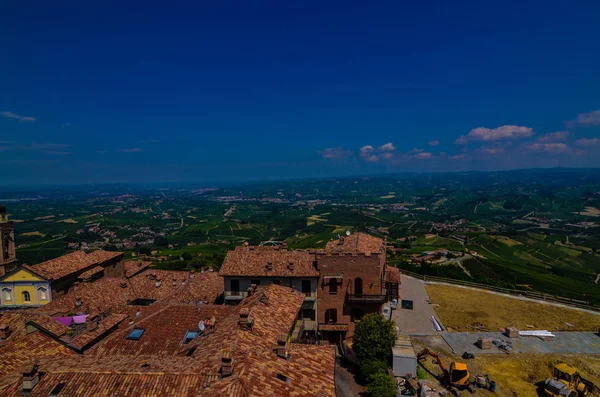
[22,291,31,302]
[328,279,337,294]
[2,288,11,302]
[38,287,47,301]
[354,277,363,297]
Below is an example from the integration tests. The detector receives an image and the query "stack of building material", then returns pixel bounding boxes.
[505,327,519,338]
[518,330,555,338]
[476,337,493,350]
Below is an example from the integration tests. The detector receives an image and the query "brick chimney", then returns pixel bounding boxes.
[86,314,100,331]
[276,334,288,359]
[0,323,11,339]
[22,363,40,394]
[220,349,234,377]
[238,308,253,330]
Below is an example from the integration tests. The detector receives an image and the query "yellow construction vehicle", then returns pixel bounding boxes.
[417,348,475,396]
[544,363,594,397]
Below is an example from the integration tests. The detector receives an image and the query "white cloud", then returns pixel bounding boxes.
[359,145,374,156]
[0,111,36,122]
[574,137,600,147]
[320,147,353,160]
[428,140,440,146]
[482,148,505,155]
[449,154,466,160]
[413,152,432,159]
[381,152,394,159]
[537,131,569,142]
[365,155,380,162]
[457,125,533,143]
[120,148,144,153]
[378,142,396,152]
[525,142,569,153]
[573,110,600,126]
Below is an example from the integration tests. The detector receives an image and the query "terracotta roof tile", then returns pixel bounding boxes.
[77,265,104,281]
[325,232,384,254]
[88,304,235,357]
[219,246,318,277]
[385,266,401,283]
[24,250,123,281]
[124,260,152,278]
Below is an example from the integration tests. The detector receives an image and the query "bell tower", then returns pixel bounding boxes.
[0,206,17,277]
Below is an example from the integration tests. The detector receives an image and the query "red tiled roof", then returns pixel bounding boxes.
[219,246,318,277]
[68,314,128,351]
[325,232,384,254]
[124,260,152,278]
[78,265,104,280]
[23,250,123,281]
[38,270,223,317]
[88,304,235,357]
[385,266,401,283]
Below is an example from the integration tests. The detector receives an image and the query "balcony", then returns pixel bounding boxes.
[302,291,317,301]
[224,290,248,301]
[346,294,387,304]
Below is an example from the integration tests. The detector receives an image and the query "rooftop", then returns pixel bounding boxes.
[325,232,385,254]
[23,250,123,281]
[219,246,318,277]
[123,260,152,278]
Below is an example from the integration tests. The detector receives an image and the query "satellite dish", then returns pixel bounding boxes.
[198,321,205,332]
[346,230,351,236]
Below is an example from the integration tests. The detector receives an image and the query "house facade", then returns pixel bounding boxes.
[218,244,319,342]
[0,267,51,307]
[0,206,17,278]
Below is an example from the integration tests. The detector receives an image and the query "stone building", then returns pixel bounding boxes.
[0,206,17,277]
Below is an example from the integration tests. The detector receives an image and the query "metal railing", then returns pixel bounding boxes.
[346,294,387,304]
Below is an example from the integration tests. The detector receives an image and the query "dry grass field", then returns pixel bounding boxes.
[425,284,600,332]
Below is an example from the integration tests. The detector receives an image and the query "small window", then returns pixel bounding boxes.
[301,280,311,294]
[276,373,291,384]
[126,328,145,340]
[22,291,31,302]
[328,279,337,294]
[49,382,65,397]
[2,288,11,302]
[250,279,260,286]
[273,279,281,285]
[182,330,199,344]
[325,308,337,324]
[38,287,47,301]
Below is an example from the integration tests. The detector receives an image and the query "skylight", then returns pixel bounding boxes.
[182,330,199,344]
[276,373,291,384]
[126,328,145,340]
[49,382,65,397]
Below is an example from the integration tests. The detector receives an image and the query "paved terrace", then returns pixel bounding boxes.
[443,332,600,355]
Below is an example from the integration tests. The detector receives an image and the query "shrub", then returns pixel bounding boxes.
[352,313,396,362]
[367,372,397,397]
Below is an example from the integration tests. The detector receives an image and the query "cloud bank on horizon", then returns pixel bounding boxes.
[320,109,600,169]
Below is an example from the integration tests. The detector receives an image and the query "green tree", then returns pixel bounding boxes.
[367,373,396,397]
[352,313,396,362]
[181,252,193,261]
[155,236,169,247]
[359,359,388,385]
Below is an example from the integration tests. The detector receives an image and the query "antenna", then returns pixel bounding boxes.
[346,230,351,236]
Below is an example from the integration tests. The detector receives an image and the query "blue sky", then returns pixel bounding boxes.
[1,1,600,185]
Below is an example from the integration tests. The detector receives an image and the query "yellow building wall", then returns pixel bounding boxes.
[14,285,39,305]
[3,269,44,282]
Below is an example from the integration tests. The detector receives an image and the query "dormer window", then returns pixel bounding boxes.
[182,330,199,344]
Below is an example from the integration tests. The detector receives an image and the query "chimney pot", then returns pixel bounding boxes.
[86,314,99,331]
[266,262,273,271]
[75,296,82,307]
[0,323,11,339]
[276,334,289,359]
[220,349,234,377]
[288,262,294,271]
[22,363,40,393]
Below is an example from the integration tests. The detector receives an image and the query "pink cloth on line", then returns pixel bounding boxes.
[72,315,87,324]
[53,317,72,327]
